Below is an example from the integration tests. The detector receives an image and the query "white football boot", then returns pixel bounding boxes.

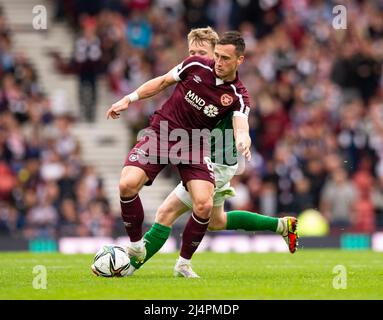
[127,243,147,263]
[174,261,200,278]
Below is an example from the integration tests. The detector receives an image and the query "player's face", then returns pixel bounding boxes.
[188,40,214,58]
[214,44,244,81]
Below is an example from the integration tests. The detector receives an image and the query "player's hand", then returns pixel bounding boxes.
[106,96,130,119]
[237,142,251,161]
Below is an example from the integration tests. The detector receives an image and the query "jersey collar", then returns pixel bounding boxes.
[215,78,224,86]
[214,71,239,86]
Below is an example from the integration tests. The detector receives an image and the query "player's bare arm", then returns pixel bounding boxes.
[106,68,178,120]
[233,115,251,161]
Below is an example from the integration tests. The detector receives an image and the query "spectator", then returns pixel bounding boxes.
[353,170,376,233]
[23,184,59,239]
[291,177,315,214]
[78,200,114,237]
[320,167,357,232]
[126,10,152,49]
[73,16,102,122]
[58,198,79,237]
[0,161,17,201]
[0,6,113,240]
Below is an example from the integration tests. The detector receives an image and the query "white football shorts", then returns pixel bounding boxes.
[174,162,239,208]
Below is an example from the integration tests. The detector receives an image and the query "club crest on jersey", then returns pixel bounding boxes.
[204,104,218,117]
[129,154,138,162]
[221,93,233,106]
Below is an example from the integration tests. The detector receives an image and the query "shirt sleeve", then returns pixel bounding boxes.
[172,56,212,82]
[232,86,251,118]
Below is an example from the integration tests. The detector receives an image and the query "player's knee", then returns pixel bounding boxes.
[193,198,213,218]
[119,178,141,197]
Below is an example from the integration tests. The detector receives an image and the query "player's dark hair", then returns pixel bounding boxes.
[217,31,245,56]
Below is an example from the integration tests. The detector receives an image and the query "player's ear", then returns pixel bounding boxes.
[237,55,244,66]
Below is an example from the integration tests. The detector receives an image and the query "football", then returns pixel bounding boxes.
[91,244,131,277]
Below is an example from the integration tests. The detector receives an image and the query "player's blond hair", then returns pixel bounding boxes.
[187,26,219,48]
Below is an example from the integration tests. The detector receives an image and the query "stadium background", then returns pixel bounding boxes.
[0,0,383,254]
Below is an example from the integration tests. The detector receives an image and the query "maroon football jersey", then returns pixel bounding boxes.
[150,56,250,133]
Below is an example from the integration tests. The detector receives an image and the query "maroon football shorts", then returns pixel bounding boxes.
[124,130,215,187]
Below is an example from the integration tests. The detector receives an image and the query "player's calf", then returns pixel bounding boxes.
[207,206,226,231]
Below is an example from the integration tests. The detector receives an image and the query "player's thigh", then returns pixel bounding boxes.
[155,190,190,227]
[178,163,215,204]
[173,181,193,209]
[208,205,227,231]
[121,135,166,194]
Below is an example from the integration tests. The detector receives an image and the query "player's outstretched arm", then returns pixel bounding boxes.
[233,115,252,161]
[106,67,178,119]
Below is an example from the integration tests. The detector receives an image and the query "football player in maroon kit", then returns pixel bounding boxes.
[119,28,298,279]
[106,31,253,276]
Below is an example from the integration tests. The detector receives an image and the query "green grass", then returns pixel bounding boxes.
[0,249,382,299]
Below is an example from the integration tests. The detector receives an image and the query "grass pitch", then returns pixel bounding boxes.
[0,249,382,300]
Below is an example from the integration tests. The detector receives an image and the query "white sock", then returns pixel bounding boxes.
[130,239,144,249]
[276,218,284,235]
[177,256,191,265]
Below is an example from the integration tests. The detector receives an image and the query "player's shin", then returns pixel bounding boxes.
[120,195,145,242]
[180,212,210,259]
[130,223,171,269]
[226,210,279,232]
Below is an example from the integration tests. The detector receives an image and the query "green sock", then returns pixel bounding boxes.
[130,223,171,269]
[226,210,279,232]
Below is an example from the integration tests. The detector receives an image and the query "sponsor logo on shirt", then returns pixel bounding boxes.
[193,75,202,83]
[184,90,218,117]
[184,90,206,110]
[203,104,219,117]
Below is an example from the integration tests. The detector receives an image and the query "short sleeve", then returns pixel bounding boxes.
[232,86,251,118]
[171,56,212,82]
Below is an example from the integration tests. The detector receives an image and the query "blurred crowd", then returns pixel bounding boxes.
[1,0,383,240]
[0,5,115,239]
